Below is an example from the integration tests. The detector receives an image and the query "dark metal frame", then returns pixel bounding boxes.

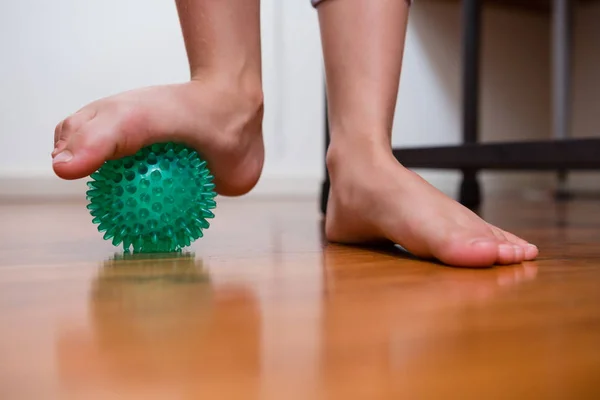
[320,0,597,214]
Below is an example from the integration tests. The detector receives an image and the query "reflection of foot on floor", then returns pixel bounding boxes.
[428,262,539,303]
[323,243,539,304]
[324,144,539,267]
[320,244,539,398]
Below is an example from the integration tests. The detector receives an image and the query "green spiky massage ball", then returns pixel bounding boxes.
[86,142,217,253]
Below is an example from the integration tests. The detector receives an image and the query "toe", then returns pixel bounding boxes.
[52,116,118,180]
[513,244,525,263]
[52,108,106,179]
[434,237,500,268]
[54,109,96,149]
[494,226,538,261]
[488,226,529,264]
[523,243,539,260]
[496,243,519,265]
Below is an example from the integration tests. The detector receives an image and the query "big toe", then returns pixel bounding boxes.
[52,112,122,180]
[434,237,501,268]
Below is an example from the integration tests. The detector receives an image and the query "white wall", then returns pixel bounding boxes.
[0,0,598,200]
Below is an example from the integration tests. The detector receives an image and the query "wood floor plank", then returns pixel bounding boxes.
[0,197,599,399]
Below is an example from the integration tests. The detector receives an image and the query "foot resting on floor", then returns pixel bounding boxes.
[324,142,539,268]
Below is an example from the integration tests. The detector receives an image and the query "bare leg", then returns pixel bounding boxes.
[52,0,264,196]
[317,0,538,267]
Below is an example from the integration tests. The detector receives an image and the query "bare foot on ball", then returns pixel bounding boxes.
[52,77,264,196]
[325,143,539,268]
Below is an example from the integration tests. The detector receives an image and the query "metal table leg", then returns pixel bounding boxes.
[459,0,482,209]
[553,0,573,199]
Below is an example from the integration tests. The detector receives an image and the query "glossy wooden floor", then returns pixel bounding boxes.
[1,195,600,399]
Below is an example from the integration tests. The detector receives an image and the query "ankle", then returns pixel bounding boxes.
[191,68,263,114]
[187,70,264,144]
[326,134,392,178]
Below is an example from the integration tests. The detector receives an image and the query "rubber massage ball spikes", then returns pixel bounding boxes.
[86,142,217,253]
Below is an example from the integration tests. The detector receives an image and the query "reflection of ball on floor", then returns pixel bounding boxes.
[86,142,217,253]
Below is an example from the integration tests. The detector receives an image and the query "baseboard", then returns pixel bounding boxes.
[0,171,457,201]
[0,174,88,200]
[0,173,323,202]
[1,170,597,202]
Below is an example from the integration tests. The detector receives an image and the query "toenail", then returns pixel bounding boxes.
[53,150,73,164]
